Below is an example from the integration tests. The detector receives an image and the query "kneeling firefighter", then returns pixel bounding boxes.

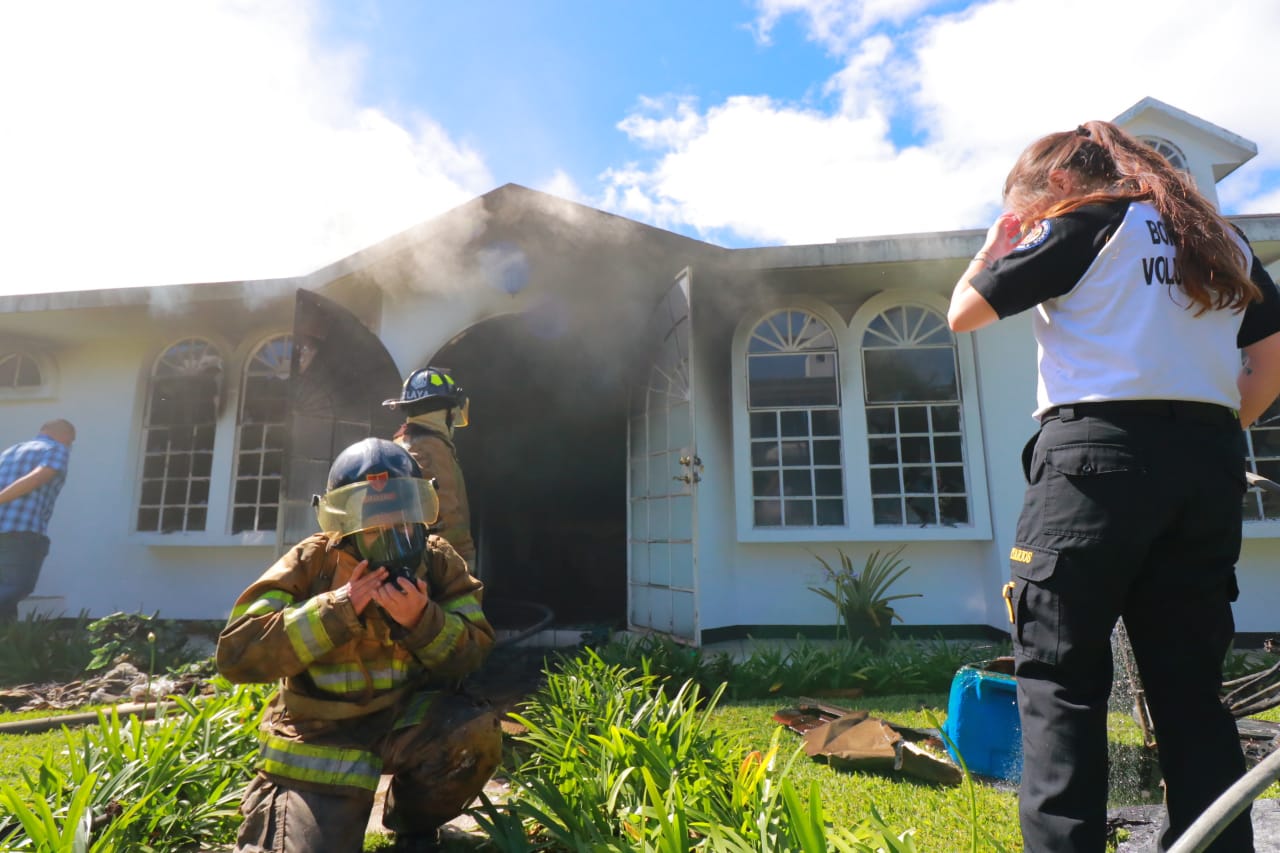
[216,438,502,853]
[385,367,475,570]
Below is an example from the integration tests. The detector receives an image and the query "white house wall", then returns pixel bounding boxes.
[1,309,286,621]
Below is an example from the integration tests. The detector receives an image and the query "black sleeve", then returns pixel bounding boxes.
[1237,252,1280,348]
[970,201,1125,319]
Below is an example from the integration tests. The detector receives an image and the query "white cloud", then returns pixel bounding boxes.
[535,169,588,205]
[752,0,942,53]
[610,0,1280,246]
[0,0,491,295]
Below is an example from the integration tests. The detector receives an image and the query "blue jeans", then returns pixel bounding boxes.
[0,532,50,621]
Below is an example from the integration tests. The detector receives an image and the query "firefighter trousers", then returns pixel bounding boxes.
[1009,405,1252,853]
[234,693,503,852]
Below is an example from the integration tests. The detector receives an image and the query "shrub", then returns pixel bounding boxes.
[473,649,919,851]
[809,546,921,650]
[0,679,268,851]
[0,611,94,686]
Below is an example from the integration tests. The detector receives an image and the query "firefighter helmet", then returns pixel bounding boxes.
[382,367,470,427]
[314,438,439,574]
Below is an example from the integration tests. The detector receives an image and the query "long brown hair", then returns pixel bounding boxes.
[1003,120,1258,314]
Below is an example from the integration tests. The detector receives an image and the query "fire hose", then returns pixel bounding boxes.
[1166,747,1280,853]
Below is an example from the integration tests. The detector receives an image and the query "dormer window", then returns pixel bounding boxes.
[1139,136,1188,173]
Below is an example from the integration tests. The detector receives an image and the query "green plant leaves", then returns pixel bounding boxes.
[0,681,267,851]
[482,650,919,851]
[809,546,922,648]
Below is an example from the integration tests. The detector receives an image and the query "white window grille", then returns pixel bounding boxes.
[732,293,990,542]
[0,352,41,388]
[232,335,292,533]
[1244,398,1280,522]
[137,338,223,533]
[746,310,844,527]
[1139,136,1189,173]
[861,305,969,527]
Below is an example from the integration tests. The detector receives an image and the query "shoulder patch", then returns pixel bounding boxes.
[1012,220,1051,252]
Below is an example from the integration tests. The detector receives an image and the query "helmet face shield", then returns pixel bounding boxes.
[315,478,440,538]
[315,478,439,573]
[452,396,470,428]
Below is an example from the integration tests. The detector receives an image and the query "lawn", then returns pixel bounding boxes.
[711,693,1022,850]
[708,695,1280,851]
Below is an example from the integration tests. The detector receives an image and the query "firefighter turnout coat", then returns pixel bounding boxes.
[216,532,494,796]
[394,425,475,567]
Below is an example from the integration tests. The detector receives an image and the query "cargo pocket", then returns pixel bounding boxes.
[1009,544,1061,666]
[1020,429,1042,485]
[1042,443,1146,538]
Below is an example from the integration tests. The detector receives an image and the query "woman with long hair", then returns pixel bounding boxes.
[949,121,1280,851]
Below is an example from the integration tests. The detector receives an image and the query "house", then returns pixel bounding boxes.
[3,97,1279,645]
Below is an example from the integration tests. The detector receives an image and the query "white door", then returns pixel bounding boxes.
[627,268,698,642]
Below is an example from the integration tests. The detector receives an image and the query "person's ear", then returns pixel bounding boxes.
[1047,169,1074,198]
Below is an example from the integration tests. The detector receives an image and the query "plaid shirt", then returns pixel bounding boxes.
[0,434,70,535]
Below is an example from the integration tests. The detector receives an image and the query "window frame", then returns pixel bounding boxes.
[0,350,56,400]
[742,306,847,530]
[731,291,992,542]
[230,333,293,536]
[1242,396,1280,538]
[130,333,287,547]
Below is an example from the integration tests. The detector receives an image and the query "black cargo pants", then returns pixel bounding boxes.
[1008,402,1251,853]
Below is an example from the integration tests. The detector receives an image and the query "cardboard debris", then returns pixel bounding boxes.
[775,700,962,786]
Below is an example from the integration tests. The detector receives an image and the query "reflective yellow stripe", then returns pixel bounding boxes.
[417,614,465,668]
[259,735,382,791]
[283,601,334,666]
[308,659,414,694]
[229,590,294,622]
[393,690,439,730]
[443,594,485,623]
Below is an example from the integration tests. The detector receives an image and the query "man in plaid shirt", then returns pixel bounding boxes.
[0,419,75,620]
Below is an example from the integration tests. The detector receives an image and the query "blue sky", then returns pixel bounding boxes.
[3,0,1280,294]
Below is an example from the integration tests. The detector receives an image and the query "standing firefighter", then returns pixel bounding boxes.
[216,438,502,853]
[385,367,475,569]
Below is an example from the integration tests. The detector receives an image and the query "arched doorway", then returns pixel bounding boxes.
[433,311,629,628]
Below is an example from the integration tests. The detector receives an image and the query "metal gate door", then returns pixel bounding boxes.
[627,268,698,642]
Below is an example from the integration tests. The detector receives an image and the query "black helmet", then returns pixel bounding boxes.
[315,438,439,575]
[382,367,470,426]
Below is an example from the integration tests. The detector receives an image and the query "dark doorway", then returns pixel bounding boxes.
[433,313,628,628]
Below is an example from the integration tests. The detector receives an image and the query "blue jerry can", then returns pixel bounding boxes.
[940,657,1022,782]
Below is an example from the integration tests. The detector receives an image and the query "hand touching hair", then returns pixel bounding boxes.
[1003,120,1257,315]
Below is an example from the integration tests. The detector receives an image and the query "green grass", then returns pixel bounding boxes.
[708,696,1280,851]
[0,704,130,788]
[710,694,1021,851]
[0,730,71,788]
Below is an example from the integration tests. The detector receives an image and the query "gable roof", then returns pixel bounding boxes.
[1113,96,1257,182]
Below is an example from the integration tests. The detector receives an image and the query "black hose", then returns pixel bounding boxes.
[489,598,555,649]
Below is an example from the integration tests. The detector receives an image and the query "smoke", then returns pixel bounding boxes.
[0,1,490,297]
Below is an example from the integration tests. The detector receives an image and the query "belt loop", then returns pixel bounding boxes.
[1058,404,1079,422]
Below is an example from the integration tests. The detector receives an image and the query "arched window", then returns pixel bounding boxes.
[733,294,989,542]
[137,338,223,532]
[860,304,969,527]
[0,352,42,388]
[232,335,292,533]
[1139,136,1189,173]
[746,310,844,527]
